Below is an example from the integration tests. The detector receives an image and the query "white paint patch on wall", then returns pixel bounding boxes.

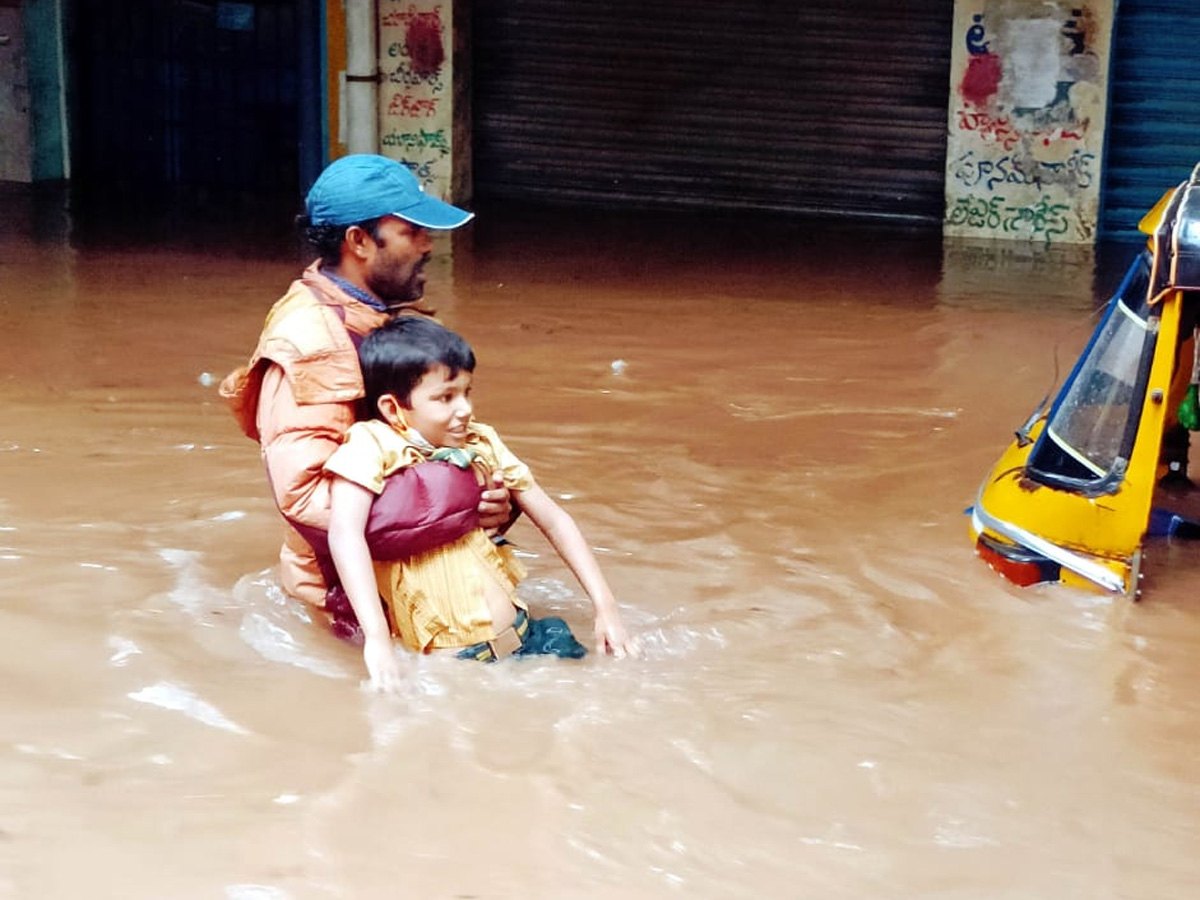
[1001,18,1064,109]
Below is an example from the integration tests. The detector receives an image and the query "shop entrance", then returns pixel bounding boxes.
[68,0,322,210]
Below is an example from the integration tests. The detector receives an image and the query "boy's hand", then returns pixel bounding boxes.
[478,471,513,534]
[362,633,402,693]
[594,610,639,659]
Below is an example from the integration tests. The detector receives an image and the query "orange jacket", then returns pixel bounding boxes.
[221,263,390,534]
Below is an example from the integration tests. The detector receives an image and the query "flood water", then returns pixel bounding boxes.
[2,186,1199,900]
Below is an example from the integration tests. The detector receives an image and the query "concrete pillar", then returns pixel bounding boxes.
[376,0,466,203]
[344,0,379,154]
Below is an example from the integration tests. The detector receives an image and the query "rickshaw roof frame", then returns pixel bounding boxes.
[1141,162,1200,306]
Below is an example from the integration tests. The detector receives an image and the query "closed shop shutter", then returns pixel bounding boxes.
[1101,0,1200,240]
[472,0,954,224]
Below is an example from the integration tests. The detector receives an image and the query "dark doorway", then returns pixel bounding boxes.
[68,0,322,216]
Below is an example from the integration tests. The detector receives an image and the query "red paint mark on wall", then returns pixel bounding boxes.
[960,53,1002,108]
[406,16,445,78]
[387,93,439,117]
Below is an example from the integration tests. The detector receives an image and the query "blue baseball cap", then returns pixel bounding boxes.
[305,154,474,229]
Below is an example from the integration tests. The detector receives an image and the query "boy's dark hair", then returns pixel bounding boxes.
[357,316,476,419]
[296,214,386,267]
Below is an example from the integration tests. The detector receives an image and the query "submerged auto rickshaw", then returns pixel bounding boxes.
[969,162,1200,598]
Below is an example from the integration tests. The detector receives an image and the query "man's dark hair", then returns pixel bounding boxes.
[358,316,476,419]
[296,214,386,266]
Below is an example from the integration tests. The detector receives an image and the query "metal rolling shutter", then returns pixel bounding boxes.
[471,0,953,224]
[1102,0,1200,240]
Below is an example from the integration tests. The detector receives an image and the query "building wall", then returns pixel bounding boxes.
[321,0,464,203]
[943,0,1115,245]
[13,0,1181,239]
[325,0,346,162]
[25,0,66,181]
[0,2,31,182]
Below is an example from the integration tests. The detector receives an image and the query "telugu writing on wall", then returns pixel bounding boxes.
[378,0,453,199]
[943,0,1113,245]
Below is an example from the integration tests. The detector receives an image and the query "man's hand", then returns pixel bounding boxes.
[478,471,513,535]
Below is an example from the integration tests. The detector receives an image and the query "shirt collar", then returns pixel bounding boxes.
[318,267,389,313]
[405,427,437,455]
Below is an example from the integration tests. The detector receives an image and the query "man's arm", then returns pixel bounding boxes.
[478,470,516,534]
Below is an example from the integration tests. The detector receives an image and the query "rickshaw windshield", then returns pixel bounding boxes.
[1025,251,1157,494]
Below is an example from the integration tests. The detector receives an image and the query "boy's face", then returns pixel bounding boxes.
[402,364,473,447]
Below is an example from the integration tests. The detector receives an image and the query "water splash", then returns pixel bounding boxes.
[238,612,349,680]
[127,681,250,735]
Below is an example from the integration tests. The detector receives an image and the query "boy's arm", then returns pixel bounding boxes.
[514,481,636,657]
[328,476,403,691]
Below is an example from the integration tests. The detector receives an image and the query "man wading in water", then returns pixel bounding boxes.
[221,154,513,628]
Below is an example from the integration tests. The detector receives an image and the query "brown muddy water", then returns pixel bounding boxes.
[2,187,1199,900]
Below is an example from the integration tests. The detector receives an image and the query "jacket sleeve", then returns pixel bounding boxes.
[256,363,350,532]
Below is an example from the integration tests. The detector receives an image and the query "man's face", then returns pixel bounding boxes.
[362,216,435,308]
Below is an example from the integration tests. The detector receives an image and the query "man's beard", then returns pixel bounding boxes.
[371,263,426,310]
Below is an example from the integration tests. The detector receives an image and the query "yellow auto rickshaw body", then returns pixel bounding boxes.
[969,162,1200,597]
